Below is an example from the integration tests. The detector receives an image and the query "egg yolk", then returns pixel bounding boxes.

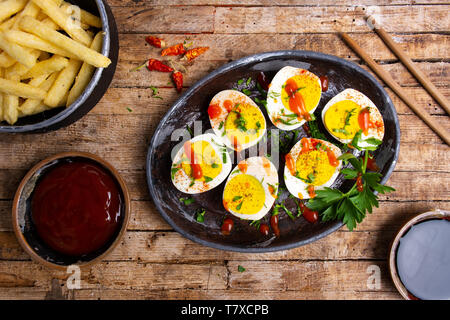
[181,141,222,181]
[295,150,335,186]
[324,100,362,140]
[281,74,321,113]
[225,103,265,146]
[223,174,265,215]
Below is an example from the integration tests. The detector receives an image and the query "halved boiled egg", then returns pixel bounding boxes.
[284,138,342,199]
[208,90,266,151]
[266,66,322,130]
[171,133,232,194]
[321,89,385,147]
[222,156,278,220]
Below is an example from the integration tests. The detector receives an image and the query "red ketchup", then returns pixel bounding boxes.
[31,161,122,256]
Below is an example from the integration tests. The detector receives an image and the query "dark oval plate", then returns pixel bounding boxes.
[146,50,400,253]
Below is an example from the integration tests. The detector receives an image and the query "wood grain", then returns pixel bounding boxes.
[108,5,450,34]
[118,33,450,62]
[340,32,450,145]
[108,0,449,6]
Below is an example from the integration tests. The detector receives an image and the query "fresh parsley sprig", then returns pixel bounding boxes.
[350,130,382,151]
[306,151,395,231]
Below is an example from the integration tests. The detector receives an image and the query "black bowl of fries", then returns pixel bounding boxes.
[0,0,118,133]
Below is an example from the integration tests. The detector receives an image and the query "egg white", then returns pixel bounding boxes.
[208,90,266,151]
[171,133,232,194]
[223,156,278,220]
[284,138,342,199]
[267,66,322,130]
[321,88,385,147]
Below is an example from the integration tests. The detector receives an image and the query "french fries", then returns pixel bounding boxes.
[4,30,77,58]
[0,0,28,24]
[0,68,4,122]
[19,72,57,116]
[0,0,108,125]
[0,33,37,68]
[31,0,92,46]
[44,58,81,108]
[60,1,102,28]
[0,77,46,100]
[22,55,68,80]
[3,68,20,125]
[67,32,103,106]
[20,16,111,68]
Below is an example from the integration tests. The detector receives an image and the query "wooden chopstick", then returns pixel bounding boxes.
[369,17,450,116]
[340,32,450,146]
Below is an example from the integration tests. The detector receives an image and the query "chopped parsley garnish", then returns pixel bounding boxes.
[149,86,163,99]
[306,151,395,231]
[218,121,224,130]
[186,125,193,136]
[232,196,243,202]
[246,77,252,86]
[334,108,356,136]
[237,79,244,85]
[268,91,281,99]
[274,203,296,221]
[307,173,316,183]
[126,107,133,112]
[236,201,244,211]
[179,197,195,205]
[306,120,327,140]
[171,167,180,179]
[350,130,382,151]
[204,176,213,183]
[256,121,261,132]
[293,170,316,185]
[242,88,252,96]
[249,219,261,229]
[333,128,350,135]
[211,163,219,168]
[238,265,246,272]
[196,208,206,223]
[233,110,247,132]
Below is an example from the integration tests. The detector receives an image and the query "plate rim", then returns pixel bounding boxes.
[146,50,400,253]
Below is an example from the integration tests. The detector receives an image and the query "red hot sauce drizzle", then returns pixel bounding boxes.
[284,78,311,121]
[31,161,122,256]
[184,142,203,179]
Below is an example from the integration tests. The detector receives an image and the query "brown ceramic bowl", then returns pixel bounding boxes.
[12,152,130,270]
[388,209,450,300]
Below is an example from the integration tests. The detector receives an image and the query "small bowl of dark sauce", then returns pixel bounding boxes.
[12,152,130,270]
[389,210,450,300]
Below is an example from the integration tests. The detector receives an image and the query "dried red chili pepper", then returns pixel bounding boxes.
[172,71,183,92]
[145,36,166,48]
[183,47,209,62]
[147,59,173,72]
[161,43,186,56]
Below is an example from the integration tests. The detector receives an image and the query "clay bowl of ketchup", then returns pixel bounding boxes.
[12,152,130,270]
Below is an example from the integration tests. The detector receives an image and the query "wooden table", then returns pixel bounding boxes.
[1,0,449,300]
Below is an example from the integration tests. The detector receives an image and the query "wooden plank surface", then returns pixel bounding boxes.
[0,0,449,300]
